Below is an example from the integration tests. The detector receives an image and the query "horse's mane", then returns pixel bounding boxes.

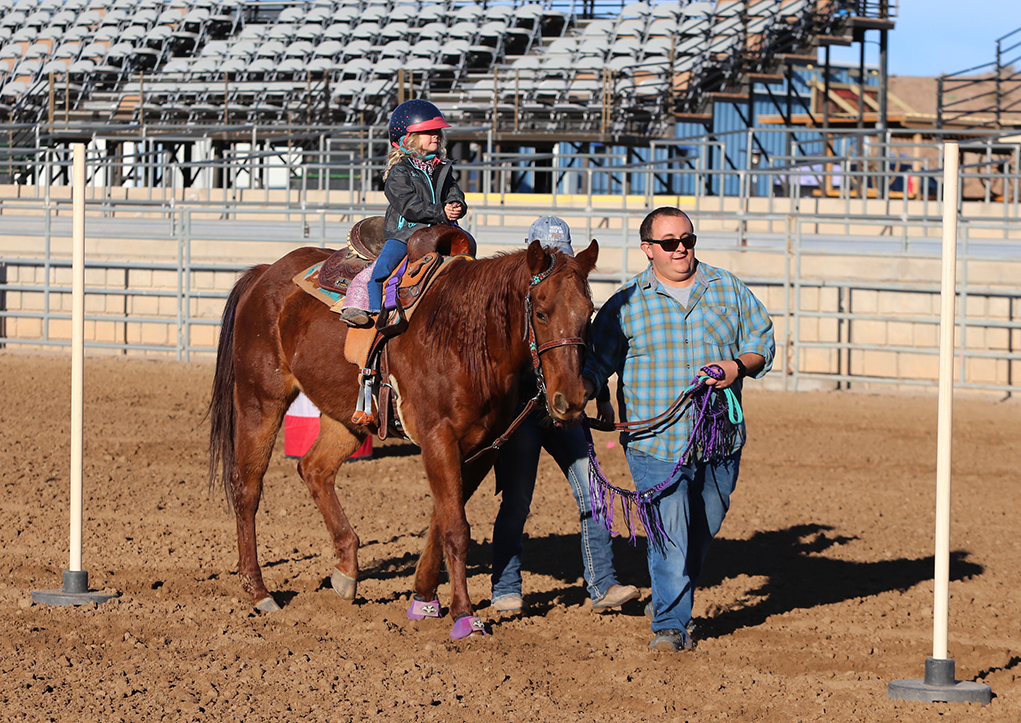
[423,250,532,388]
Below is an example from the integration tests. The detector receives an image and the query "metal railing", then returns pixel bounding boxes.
[2,132,1019,392]
[1,197,1018,395]
[937,26,1021,130]
[5,126,1020,216]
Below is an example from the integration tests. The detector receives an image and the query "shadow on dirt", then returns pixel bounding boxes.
[354,442,421,459]
[359,523,983,632]
[692,523,983,639]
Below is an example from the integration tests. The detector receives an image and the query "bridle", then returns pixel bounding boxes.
[523,253,586,400]
[463,253,586,465]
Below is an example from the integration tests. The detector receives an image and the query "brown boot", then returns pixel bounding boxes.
[340,307,372,327]
[591,584,640,613]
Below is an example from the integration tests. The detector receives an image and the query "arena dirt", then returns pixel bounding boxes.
[1,353,1018,722]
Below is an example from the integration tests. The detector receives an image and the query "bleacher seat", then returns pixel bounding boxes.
[350,23,381,43]
[417,5,445,26]
[389,4,417,24]
[379,40,410,59]
[322,23,350,42]
[410,38,440,59]
[616,18,646,39]
[219,56,246,75]
[314,39,343,61]
[622,2,653,18]
[417,22,448,42]
[0,0,841,132]
[305,56,334,75]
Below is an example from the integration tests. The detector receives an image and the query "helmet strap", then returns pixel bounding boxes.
[398,134,437,162]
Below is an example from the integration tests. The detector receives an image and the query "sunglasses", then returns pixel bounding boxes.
[645,234,697,252]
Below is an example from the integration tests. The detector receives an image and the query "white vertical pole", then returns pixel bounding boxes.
[933,142,959,660]
[69,143,86,572]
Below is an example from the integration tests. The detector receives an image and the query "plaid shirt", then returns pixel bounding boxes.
[584,261,775,462]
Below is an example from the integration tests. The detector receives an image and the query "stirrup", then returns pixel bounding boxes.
[351,409,375,425]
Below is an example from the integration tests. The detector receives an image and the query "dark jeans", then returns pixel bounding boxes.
[492,414,620,602]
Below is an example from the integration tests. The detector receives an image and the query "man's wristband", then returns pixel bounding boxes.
[733,357,748,379]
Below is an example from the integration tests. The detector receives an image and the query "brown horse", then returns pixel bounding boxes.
[207,232,598,639]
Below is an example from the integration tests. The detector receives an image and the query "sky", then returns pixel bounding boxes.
[821,0,1021,77]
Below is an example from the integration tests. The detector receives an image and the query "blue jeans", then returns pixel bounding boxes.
[625,447,741,642]
[491,413,619,603]
[368,238,408,313]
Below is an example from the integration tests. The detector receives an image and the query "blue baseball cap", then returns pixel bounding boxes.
[527,216,574,256]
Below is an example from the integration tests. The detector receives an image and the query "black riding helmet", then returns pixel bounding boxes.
[388,99,451,147]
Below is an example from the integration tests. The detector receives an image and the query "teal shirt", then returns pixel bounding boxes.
[584,261,775,462]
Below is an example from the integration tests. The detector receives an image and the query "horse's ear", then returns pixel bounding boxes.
[526,239,550,275]
[574,239,599,277]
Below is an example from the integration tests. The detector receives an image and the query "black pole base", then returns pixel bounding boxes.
[32,570,119,607]
[888,657,992,706]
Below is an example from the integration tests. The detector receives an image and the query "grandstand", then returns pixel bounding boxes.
[0,1,892,140]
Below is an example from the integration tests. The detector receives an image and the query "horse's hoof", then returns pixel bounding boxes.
[254,596,281,613]
[449,614,487,640]
[331,569,357,601]
[407,596,442,620]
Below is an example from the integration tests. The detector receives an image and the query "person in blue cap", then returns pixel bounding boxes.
[342,99,467,327]
[489,216,639,615]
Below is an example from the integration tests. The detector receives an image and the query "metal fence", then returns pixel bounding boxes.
[1,144,1019,395]
[4,126,1021,212]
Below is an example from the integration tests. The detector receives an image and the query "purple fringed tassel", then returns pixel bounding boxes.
[680,366,739,465]
[584,366,743,550]
[584,422,677,548]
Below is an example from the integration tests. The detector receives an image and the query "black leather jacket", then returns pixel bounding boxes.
[383,157,467,243]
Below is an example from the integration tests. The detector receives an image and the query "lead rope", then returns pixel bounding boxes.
[586,364,743,549]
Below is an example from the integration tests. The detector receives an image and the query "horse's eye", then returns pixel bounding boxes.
[536,310,548,323]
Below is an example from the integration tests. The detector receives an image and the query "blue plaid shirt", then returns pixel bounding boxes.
[584,261,775,462]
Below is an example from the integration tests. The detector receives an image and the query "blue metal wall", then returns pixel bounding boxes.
[549,64,881,197]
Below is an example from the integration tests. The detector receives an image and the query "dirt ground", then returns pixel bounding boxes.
[0,353,1018,722]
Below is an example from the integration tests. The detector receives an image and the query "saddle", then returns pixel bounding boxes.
[341,225,476,440]
[317,216,387,294]
[291,222,476,439]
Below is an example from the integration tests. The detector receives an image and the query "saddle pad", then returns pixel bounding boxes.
[292,262,344,309]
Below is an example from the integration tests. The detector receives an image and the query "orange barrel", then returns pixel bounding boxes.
[349,435,373,461]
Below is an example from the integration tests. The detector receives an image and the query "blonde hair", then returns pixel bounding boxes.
[383,131,448,180]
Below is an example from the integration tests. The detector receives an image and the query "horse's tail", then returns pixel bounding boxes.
[207,264,269,509]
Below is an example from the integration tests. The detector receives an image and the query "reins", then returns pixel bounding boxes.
[586,386,688,434]
[464,254,585,465]
[588,366,743,434]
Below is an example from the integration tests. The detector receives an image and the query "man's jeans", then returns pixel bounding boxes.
[491,414,619,603]
[625,447,741,641]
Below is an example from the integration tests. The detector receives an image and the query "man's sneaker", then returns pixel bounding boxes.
[648,628,695,652]
[492,595,524,614]
[591,584,640,613]
[340,307,372,328]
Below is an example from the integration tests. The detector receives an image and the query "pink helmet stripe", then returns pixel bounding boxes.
[406,116,452,133]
